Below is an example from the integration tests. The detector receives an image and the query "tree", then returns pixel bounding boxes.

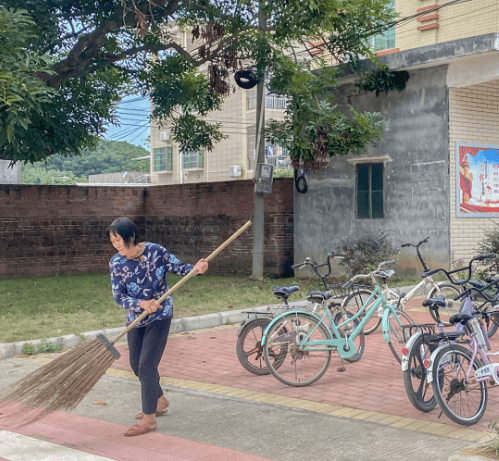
[21,140,149,183]
[1,0,406,167]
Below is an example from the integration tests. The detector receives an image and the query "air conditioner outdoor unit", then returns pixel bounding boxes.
[160,131,170,141]
[229,165,242,177]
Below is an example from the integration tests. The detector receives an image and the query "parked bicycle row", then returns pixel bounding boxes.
[235,236,499,427]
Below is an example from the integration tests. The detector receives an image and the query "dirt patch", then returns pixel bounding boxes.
[460,445,499,460]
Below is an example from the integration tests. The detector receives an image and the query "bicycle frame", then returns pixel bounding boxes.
[261,283,403,360]
[383,273,449,310]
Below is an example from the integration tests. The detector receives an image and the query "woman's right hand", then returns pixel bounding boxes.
[140,299,161,314]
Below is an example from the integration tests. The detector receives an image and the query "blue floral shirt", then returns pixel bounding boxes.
[109,242,194,327]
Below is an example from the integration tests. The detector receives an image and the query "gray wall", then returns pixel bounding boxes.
[0,161,21,184]
[89,171,149,184]
[294,65,451,278]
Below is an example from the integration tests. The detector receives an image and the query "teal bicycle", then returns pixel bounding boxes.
[261,260,415,387]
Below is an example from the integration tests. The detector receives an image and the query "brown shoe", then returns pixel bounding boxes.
[124,423,156,437]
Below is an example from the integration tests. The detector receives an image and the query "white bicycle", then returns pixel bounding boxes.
[342,237,460,334]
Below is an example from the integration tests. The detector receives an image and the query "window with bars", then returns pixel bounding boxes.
[356,163,384,219]
[183,150,204,169]
[153,147,172,172]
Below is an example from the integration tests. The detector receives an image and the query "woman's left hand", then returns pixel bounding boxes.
[194,258,209,274]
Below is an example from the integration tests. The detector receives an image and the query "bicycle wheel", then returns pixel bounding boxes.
[431,343,487,426]
[342,288,379,335]
[483,308,499,338]
[465,298,499,339]
[236,317,280,375]
[263,311,332,387]
[403,335,437,412]
[428,283,460,326]
[333,310,365,363]
[386,309,414,363]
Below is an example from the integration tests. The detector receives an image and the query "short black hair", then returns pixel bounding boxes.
[109,217,140,246]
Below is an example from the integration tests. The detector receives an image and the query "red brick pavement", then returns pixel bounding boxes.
[111,300,499,433]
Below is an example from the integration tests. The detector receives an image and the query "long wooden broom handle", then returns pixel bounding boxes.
[112,220,252,344]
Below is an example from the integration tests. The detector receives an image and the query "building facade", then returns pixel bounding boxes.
[148,1,499,273]
[148,27,289,186]
[295,0,499,275]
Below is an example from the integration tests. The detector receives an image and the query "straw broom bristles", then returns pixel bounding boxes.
[0,336,117,426]
[0,220,251,426]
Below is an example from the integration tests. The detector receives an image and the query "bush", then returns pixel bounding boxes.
[38,341,63,353]
[21,343,35,356]
[338,231,398,276]
[477,222,499,274]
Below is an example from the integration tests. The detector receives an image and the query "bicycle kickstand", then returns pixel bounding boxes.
[337,358,346,372]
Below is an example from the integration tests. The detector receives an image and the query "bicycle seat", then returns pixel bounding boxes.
[377,269,395,279]
[449,313,473,326]
[306,290,332,301]
[425,331,465,344]
[422,295,446,308]
[272,286,300,300]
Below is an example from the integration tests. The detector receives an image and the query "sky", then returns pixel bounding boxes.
[104,96,151,148]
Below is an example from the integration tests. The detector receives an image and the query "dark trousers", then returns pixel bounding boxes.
[127,317,171,415]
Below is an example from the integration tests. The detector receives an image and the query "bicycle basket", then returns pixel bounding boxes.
[326,283,357,300]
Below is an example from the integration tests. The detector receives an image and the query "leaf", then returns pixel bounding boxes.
[94,401,106,405]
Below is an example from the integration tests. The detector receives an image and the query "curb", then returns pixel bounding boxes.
[0,300,310,361]
[0,284,418,362]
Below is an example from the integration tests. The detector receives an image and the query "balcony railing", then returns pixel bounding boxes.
[265,155,291,168]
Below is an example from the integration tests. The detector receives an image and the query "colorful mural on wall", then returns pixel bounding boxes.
[457,142,499,216]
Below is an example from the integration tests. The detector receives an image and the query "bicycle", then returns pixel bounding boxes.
[426,280,499,426]
[401,237,462,326]
[260,260,415,387]
[236,254,366,375]
[236,285,300,375]
[343,237,460,335]
[401,254,497,413]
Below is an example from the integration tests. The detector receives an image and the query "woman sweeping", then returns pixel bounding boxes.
[109,217,208,437]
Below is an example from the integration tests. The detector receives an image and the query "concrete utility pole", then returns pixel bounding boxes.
[252,4,266,280]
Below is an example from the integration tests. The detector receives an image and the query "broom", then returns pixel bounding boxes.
[0,220,252,426]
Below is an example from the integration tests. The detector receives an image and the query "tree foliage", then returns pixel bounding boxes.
[21,140,149,184]
[1,0,405,168]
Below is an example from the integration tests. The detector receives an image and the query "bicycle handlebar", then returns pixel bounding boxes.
[401,237,431,271]
[454,277,499,304]
[342,259,398,288]
[291,253,347,288]
[421,253,496,285]
[401,236,429,249]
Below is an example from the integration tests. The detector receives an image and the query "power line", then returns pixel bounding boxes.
[293,0,474,58]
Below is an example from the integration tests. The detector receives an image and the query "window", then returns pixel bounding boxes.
[357,163,384,219]
[183,150,204,169]
[371,0,395,51]
[153,147,172,172]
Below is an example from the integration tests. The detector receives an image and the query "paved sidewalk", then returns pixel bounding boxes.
[0,297,497,461]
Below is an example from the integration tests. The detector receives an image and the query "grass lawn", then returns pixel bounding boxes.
[0,272,327,342]
[0,271,420,343]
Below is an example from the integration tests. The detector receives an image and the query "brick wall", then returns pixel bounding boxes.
[449,80,499,262]
[0,179,293,279]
